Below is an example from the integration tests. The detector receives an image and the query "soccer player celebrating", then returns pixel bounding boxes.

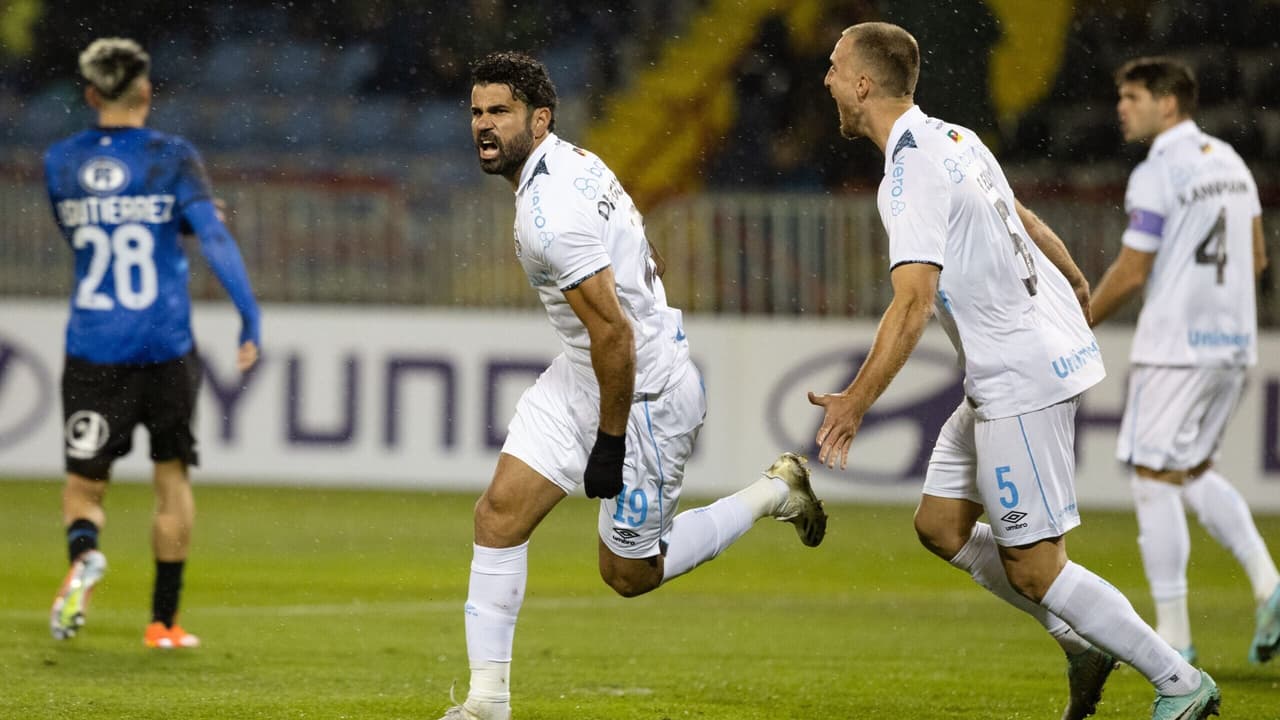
[45,38,261,649]
[438,51,827,720]
[809,23,1219,720]
[1091,56,1280,666]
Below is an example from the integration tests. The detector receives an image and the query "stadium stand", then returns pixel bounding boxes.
[0,0,1276,319]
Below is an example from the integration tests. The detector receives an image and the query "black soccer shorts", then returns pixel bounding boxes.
[61,350,203,480]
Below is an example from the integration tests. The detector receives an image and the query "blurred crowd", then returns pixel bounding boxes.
[1,0,1278,194]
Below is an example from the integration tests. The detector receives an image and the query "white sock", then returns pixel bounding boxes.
[1183,469,1280,604]
[1132,475,1192,650]
[465,543,528,705]
[660,476,784,583]
[948,523,1090,655]
[1042,561,1199,696]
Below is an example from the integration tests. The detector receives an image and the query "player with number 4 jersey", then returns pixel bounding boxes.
[43,37,260,651]
[1092,56,1280,671]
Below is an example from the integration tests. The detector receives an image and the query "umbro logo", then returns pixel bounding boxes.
[1000,510,1028,532]
[611,528,641,546]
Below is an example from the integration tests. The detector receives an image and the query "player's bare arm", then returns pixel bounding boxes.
[1088,246,1155,326]
[563,265,635,500]
[808,261,938,469]
[1016,200,1092,323]
[563,266,636,436]
[1255,215,1268,280]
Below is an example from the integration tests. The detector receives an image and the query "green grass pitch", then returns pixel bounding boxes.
[1,479,1277,719]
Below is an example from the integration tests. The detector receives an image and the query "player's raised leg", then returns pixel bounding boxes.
[443,454,565,720]
[52,473,109,640]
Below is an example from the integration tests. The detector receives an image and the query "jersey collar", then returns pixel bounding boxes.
[1149,119,1199,156]
[884,105,926,171]
[516,132,558,196]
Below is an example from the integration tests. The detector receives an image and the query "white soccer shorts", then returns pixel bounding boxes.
[501,353,706,558]
[1117,364,1246,471]
[923,398,1083,547]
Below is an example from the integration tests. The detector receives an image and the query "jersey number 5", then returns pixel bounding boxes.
[1194,207,1227,285]
[73,223,158,311]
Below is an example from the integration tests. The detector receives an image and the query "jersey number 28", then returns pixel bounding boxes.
[73,223,158,311]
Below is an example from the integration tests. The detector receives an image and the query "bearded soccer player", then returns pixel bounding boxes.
[1090,56,1280,666]
[810,23,1219,720]
[45,38,261,649]
[436,51,827,720]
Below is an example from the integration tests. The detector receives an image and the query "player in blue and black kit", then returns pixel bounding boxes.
[45,38,261,649]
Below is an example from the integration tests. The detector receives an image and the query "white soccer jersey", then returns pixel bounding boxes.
[512,133,688,395]
[878,106,1105,420]
[1122,120,1261,367]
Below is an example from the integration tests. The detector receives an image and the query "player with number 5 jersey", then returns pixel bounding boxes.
[43,38,260,651]
[812,24,1219,720]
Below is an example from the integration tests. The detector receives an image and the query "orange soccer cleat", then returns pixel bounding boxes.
[143,621,201,649]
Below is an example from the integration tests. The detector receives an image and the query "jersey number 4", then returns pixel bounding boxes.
[1194,207,1227,285]
[73,223,158,311]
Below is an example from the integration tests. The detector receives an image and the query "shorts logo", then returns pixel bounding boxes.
[611,528,641,546]
[78,157,130,196]
[947,129,963,143]
[1000,510,1028,531]
[65,410,110,459]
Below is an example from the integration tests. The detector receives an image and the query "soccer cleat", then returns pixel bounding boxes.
[1249,584,1280,664]
[144,621,201,649]
[1150,670,1220,720]
[1177,645,1199,665]
[436,702,510,720]
[50,550,107,640]
[1061,645,1118,720]
[765,452,827,547]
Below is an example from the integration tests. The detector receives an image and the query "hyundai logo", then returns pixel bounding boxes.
[0,335,54,450]
[766,346,963,484]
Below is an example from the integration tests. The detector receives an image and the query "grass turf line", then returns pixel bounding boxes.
[1,479,1277,719]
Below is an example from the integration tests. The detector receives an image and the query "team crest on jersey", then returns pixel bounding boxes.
[78,156,130,196]
[946,129,963,143]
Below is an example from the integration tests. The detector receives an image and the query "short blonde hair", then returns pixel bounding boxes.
[843,22,920,97]
[79,38,150,101]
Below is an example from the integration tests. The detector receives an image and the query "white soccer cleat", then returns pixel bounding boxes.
[50,549,107,640]
[765,452,827,547]
[437,703,510,720]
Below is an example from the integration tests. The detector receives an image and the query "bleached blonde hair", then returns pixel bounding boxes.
[79,37,150,101]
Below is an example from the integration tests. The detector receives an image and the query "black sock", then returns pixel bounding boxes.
[66,519,99,564]
[152,560,185,628]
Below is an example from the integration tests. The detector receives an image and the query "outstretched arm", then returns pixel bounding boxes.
[1016,201,1091,324]
[808,262,938,469]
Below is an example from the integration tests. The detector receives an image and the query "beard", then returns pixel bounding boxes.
[478,123,535,179]
[837,101,861,139]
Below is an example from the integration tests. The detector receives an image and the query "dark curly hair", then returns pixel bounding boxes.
[470,51,558,132]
